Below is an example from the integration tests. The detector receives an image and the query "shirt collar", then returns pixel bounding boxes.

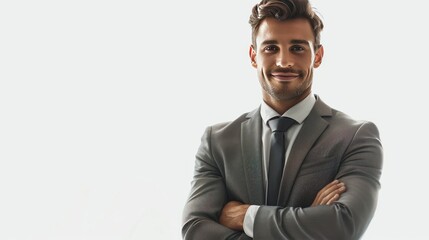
[260,93,316,125]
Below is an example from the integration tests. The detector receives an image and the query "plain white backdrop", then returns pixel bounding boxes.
[0,0,427,239]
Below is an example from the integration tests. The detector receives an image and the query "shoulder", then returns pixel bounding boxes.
[315,96,380,137]
[197,108,259,152]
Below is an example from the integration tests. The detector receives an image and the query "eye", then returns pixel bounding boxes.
[263,45,279,53]
[290,45,305,52]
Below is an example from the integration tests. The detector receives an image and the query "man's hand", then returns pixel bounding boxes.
[219,180,345,230]
[219,201,250,231]
[312,179,346,206]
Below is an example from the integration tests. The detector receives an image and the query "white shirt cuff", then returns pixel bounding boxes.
[243,205,260,238]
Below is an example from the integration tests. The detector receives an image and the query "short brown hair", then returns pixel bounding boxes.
[249,0,324,50]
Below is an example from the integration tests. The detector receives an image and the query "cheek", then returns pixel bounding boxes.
[259,60,273,74]
[256,59,265,72]
[257,55,274,66]
[258,67,266,78]
[302,58,315,74]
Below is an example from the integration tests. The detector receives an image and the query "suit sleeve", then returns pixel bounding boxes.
[253,122,383,240]
[182,127,251,240]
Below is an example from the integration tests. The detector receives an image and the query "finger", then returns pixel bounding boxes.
[337,185,346,194]
[312,180,345,206]
[319,184,345,205]
[326,193,339,205]
[320,190,337,205]
[319,182,344,201]
[322,185,346,205]
[320,180,340,192]
[314,180,339,201]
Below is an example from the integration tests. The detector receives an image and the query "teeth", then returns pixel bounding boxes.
[276,75,297,77]
[273,73,297,77]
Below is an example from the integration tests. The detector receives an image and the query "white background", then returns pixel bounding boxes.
[0,0,427,239]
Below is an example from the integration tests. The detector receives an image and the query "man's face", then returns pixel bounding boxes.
[250,18,324,106]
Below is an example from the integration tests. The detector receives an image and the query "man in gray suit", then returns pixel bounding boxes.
[182,0,383,239]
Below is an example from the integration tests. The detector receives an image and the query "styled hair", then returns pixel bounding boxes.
[249,0,324,50]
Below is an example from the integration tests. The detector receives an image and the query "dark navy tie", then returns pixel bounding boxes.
[267,117,296,206]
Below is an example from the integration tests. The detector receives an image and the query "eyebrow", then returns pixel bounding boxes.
[290,39,310,46]
[260,39,311,46]
[260,40,278,46]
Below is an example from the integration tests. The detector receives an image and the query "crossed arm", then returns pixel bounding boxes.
[183,122,382,240]
[219,180,346,231]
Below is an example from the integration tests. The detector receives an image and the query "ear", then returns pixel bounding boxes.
[249,44,257,68]
[313,45,324,68]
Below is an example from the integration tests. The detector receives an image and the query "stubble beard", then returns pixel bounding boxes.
[262,73,312,102]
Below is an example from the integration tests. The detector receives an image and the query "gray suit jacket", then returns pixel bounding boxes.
[182,96,383,240]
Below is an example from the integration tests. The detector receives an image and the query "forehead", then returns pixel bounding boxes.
[256,18,315,45]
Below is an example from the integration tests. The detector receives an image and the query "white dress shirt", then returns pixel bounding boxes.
[243,94,316,237]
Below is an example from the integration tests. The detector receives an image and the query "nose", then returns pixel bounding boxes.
[276,51,293,68]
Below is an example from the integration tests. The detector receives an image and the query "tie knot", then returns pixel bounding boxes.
[268,117,296,132]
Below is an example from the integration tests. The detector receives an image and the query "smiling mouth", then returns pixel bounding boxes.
[271,72,300,82]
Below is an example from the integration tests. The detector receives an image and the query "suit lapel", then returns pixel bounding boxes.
[278,97,332,205]
[241,108,265,205]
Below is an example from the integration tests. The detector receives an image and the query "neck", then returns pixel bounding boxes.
[264,92,311,115]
